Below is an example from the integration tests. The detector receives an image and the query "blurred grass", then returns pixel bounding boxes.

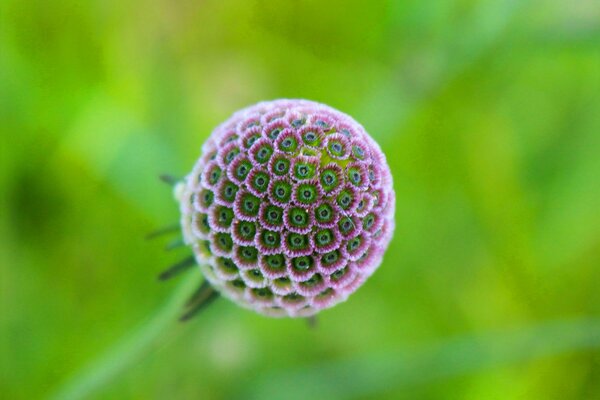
[1,0,600,399]
[244,317,600,400]
[50,275,201,400]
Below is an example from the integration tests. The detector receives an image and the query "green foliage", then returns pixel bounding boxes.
[1,0,599,399]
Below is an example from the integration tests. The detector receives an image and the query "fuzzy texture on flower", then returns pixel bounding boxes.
[177,99,395,318]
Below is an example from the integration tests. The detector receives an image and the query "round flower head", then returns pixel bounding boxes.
[176,99,395,318]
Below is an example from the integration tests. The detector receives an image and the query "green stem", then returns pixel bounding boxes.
[50,275,201,400]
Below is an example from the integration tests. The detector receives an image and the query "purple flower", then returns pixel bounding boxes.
[177,99,395,318]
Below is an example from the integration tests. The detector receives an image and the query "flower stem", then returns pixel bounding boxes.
[50,275,201,400]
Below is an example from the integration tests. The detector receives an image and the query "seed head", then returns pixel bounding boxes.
[177,99,394,317]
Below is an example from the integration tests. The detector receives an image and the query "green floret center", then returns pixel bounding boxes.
[240,193,260,216]
[234,160,252,181]
[272,181,292,203]
[321,250,340,266]
[197,213,210,234]
[251,171,270,193]
[265,254,285,269]
[215,206,234,227]
[252,287,273,299]
[338,216,354,235]
[199,240,212,257]
[302,130,319,146]
[294,161,316,180]
[368,166,376,183]
[215,233,233,252]
[315,203,334,224]
[328,140,344,157]
[220,182,239,202]
[216,257,238,273]
[316,288,334,299]
[347,236,362,252]
[268,127,283,140]
[296,183,318,205]
[352,145,366,160]
[291,118,306,128]
[244,133,261,148]
[209,166,222,185]
[224,147,240,164]
[261,230,281,248]
[284,293,304,303]
[331,267,347,281]
[272,157,290,176]
[289,207,309,228]
[300,274,323,288]
[316,119,330,129]
[238,246,258,262]
[237,221,256,240]
[274,277,291,289]
[320,169,339,192]
[347,167,363,186]
[230,279,246,290]
[264,205,284,226]
[199,189,214,208]
[293,256,313,271]
[363,213,375,230]
[279,136,298,152]
[247,269,264,284]
[287,233,310,250]
[356,198,366,212]
[315,229,333,246]
[336,189,354,210]
[372,190,382,207]
[255,144,274,164]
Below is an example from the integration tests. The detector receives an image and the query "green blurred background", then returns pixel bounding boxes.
[1,0,600,399]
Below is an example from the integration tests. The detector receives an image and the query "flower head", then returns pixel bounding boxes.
[176,99,394,317]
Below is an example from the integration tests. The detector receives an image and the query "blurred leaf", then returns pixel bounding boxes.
[244,318,600,400]
[50,274,201,400]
